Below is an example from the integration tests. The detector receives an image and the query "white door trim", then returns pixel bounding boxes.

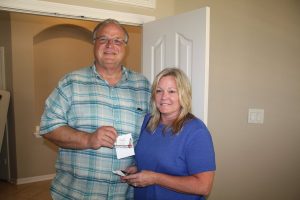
[0,0,155,25]
[0,47,5,90]
[102,0,156,9]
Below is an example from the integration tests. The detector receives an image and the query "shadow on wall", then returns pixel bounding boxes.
[34,24,93,43]
[33,24,94,122]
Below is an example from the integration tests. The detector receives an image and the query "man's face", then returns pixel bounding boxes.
[93,23,127,69]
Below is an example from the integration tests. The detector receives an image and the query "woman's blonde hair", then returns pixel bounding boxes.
[147,67,195,134]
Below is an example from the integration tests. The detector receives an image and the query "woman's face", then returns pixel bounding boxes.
[155,75,181,122]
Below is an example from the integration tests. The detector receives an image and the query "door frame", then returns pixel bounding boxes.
[0,47,6,90]
[0,46,11,181]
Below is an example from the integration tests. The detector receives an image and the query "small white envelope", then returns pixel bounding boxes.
[115,133,134,159]
[112,170,127,176]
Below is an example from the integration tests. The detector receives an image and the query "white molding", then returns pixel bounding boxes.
[0,0,155,25]
[203,7,210,125]
[0,47,6,90]
[17,173,55,185]
[102,0,156,8]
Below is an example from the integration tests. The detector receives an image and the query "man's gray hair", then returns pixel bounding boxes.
[92,19,129,44]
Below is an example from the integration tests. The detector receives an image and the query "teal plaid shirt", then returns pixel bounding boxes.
[40,65,151,200]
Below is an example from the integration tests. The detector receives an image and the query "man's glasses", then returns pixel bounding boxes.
[94,36,127,46]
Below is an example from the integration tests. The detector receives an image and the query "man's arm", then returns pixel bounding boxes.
[43,125,118,150]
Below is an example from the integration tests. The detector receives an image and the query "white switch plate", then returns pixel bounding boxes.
[248,109,264,124]
[33,125,42,138]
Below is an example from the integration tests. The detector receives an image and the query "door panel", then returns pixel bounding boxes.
[143,7,210,124]
[151,36,166,77]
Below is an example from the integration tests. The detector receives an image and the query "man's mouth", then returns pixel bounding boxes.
[104,51,116,55]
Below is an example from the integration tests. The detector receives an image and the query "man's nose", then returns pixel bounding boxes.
[105,39,114,47]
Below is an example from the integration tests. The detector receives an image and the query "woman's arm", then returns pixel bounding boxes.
[123,170,215,196]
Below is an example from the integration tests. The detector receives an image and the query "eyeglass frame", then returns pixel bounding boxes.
[94,36,127,46]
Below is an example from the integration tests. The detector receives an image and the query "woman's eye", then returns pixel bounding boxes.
[168,90,176,94]
[156,89,162,93]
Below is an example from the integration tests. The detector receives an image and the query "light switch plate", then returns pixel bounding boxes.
[248,109,264,124]
[33,125,42,138]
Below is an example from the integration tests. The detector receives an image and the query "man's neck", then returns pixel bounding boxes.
[97,65,123,86]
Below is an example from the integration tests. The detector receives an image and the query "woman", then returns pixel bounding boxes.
[123,68,216,200]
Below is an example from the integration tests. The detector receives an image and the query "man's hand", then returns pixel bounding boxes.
[88,126,118,149]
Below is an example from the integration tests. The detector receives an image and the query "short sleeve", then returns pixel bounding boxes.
[185,126,216,174]
[39,76,71,135]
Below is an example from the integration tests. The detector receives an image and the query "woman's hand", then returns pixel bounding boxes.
[120,165,138,183]
[123,165,138,175]
[122,170,158,187]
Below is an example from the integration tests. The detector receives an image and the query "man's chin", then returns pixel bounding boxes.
[98,62,121,68]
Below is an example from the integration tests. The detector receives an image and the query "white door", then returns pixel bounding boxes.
[142,7,210,124]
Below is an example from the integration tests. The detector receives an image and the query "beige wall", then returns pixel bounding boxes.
[9,13,97,179]
[1,0,300,199]
[11,14,94,179]
[174,0,300,199]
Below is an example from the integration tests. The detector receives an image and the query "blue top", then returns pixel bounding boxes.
[40,65,151,200]
[134,114,216,200]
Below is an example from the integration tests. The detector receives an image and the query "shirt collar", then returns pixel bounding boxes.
[91,64,129,82]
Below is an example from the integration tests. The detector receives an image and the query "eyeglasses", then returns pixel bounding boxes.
[94,36,127,46]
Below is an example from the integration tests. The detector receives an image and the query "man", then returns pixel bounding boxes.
[40,19,150,200]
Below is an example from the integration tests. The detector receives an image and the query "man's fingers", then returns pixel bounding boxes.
[102,126,118,137]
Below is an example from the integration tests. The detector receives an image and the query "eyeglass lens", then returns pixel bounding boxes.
[95,36,126,46]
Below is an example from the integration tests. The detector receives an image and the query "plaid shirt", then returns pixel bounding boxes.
[40,65,151,200]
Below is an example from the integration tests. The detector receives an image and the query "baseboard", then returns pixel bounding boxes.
[16,173,55,185]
